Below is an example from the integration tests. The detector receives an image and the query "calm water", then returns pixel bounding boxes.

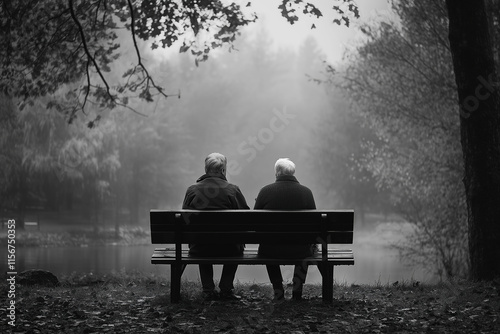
[5,227,437,285]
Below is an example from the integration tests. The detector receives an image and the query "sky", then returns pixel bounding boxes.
[246,0,391,63]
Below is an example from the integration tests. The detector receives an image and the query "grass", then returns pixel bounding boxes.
[1,271,499,333]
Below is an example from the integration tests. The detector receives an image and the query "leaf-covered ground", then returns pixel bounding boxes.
[1,272,499,333]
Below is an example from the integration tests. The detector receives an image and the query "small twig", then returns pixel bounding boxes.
[65,42,84,63]
[114,101,149,117]
[93,0,101,25]
[46,8,71,22]
[68,59,90,120]
[82,60,91,112]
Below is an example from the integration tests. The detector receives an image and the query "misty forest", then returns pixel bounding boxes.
[1,0,500,316]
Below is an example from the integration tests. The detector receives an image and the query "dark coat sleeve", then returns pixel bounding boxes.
[233,186,250,209]
[306,188,316,209]
[254,189,265,209]
[181,186,195,209]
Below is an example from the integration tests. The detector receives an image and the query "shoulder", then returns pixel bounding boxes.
[298,184,315,198]
[256,182,276,194]
[224,182,244,194]
[185,184,197,193]
[298,183,313,192]
[226,182,249,208]
[259,182,275,190]
[228,183,241,193]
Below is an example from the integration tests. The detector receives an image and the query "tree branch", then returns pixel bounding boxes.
[68,0,114,102]
[82,60,91,112]
[126,0,179,99]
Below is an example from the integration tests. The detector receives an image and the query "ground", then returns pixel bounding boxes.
[1,272,499,333]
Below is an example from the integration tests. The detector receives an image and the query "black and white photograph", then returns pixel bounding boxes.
[1,0,499,333]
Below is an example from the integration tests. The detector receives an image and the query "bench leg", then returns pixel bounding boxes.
[171,264,182,303]
[321,264,334,303]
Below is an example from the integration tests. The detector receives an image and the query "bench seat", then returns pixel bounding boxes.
[152,247,354,265]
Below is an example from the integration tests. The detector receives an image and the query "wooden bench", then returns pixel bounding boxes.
[150,210,354,303]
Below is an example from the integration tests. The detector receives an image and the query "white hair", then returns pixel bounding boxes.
[205,152,227,174]
[274,158,295,176]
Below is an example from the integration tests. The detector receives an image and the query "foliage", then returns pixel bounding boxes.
[314,89,394,220]
[1,276,499,333]
[1,0,121,122]
[0,93,120,219]
[0,0,359,122]
[330,0,468,278]
[110,106,186,224]
[0,95,23,209]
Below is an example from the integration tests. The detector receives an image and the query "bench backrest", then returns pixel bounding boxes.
[150,210,354,245]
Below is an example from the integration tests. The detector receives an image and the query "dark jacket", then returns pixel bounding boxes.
[183,172,249,256]
[255,175,316,258]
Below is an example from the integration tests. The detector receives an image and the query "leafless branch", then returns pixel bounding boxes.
[82,60,91,112]
[114,100,149,117]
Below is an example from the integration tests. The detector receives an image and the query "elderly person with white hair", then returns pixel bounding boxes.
[183,152,249,301]
[255,158,317,301]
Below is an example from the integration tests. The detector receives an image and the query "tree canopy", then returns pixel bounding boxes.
[0,0,359,124]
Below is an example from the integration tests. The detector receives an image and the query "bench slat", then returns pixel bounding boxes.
[151,223,352,232]
[150,210,354,231]
[151,248,354,266]
[151,231,353,244]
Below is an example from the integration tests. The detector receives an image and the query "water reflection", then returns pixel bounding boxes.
[8,234,436,285]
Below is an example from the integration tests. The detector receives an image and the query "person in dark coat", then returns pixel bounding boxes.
[255,158,317,300]
[182,153,249,300]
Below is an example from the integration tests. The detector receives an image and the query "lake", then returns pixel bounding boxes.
[6,224,437,285]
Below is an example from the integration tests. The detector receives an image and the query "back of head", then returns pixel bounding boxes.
[205,152,227,175]
[274,158,295,177]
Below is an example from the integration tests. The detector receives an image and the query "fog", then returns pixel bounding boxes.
[161,35,330,209]
[118,28,359,213]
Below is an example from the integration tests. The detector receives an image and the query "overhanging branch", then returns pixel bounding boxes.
[126,0,180,99]
[68,0,114,104]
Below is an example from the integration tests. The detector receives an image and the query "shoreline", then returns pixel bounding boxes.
[0,227,151,247]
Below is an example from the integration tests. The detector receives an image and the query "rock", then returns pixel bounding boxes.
[18,269,59,287]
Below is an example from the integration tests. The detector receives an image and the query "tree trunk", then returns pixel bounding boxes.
[446,0,500,280]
